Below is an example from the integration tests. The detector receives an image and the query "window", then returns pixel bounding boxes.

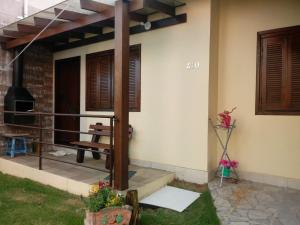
[86,45,141,112]
[256,26,300,115]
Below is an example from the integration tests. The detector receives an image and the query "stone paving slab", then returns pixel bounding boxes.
[209,179,300,225]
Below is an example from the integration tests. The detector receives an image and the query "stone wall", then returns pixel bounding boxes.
[0,44,53,152]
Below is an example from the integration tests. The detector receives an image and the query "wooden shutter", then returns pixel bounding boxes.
[261,36,287,111]
[129,47,141,111]
[257,26,300,114]
[99,54,113,110]
[86,51,113,111]
[86,45,141,112]
[86,57,99,110]
[289,33,300,109]
[111,45,141,111]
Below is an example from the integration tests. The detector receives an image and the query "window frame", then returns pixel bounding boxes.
[256,25,300,115]
[85,44,141,112]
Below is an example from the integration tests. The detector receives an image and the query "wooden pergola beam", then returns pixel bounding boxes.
[80,0,113,13]
[44,35,69,44]
[0,36,13,42]
[4,0,143,49]
[114,0,129,190]
[144,0,176,16]
[81,0,145,23]
[130,13,147,22]
[17,24,42,33]
[54,8,88,21]
[68,31,85,39]
[3,30,27,38]
[34,17,65,27]
[93,19,115,28]
[75,25,102,34]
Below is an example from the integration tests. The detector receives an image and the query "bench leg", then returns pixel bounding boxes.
[92,148,101,160]
[76,146,85,163]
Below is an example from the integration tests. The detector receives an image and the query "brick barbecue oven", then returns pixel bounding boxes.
[4,49,35,124]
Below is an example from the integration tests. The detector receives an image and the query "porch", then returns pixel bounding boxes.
[0,152,175,198]
[0,0,189,191]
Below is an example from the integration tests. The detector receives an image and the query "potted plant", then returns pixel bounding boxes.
[219,159,238,177]
[84,181,132,225]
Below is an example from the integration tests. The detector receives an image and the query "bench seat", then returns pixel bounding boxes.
[70,141,111,150]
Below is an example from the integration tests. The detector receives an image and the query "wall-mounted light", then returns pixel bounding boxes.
[140,21,152,31]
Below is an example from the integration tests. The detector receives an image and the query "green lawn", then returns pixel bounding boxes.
[141,180,220,225]
[0,172,219,225]
[0,172,85,225]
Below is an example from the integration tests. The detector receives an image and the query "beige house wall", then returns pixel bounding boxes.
[54,0,212,183]
[217,0,300,184]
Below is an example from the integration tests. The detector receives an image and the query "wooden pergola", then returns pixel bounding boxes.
[0,0,186,190]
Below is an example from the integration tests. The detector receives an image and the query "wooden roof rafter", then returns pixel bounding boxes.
[2,30,28,38]
[34,17,66,28]
[80,0,147,23]
[54,8,89,21]
[80,0,113,14]
[17,24,43,33]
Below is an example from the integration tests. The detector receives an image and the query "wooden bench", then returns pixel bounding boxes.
[70,123,133,170]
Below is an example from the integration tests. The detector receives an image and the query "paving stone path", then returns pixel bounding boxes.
[209,179,300,225]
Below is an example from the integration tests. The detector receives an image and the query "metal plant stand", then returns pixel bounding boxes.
[209,119,239,187]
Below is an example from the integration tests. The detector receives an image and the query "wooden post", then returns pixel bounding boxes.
[114,0,129,190]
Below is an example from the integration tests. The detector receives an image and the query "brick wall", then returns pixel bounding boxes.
[0,44,54,152]
[23,45,54,149]
[0,48,13,142]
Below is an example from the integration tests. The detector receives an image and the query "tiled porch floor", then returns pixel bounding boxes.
[209,179,300,225]
[0,153,175,198]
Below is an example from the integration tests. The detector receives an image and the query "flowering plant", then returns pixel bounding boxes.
[218,107,236,128]
[85,181,125,212]
[219,159,239,169]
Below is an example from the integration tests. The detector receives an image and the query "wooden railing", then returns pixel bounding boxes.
[3,110,115,186]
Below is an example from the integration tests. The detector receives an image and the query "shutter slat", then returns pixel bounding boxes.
[86,58,99,110]
[129,54,137,110]
[261,36,286,111]
[99,54,112,110]
[128,48,141,111]
[86,52,113,111]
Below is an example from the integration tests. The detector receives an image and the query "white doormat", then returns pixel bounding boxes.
[139,186,201,212]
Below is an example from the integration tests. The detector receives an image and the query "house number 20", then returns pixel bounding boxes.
[186,61,200,70]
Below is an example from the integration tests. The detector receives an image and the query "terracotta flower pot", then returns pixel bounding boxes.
[85,205,132,225]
